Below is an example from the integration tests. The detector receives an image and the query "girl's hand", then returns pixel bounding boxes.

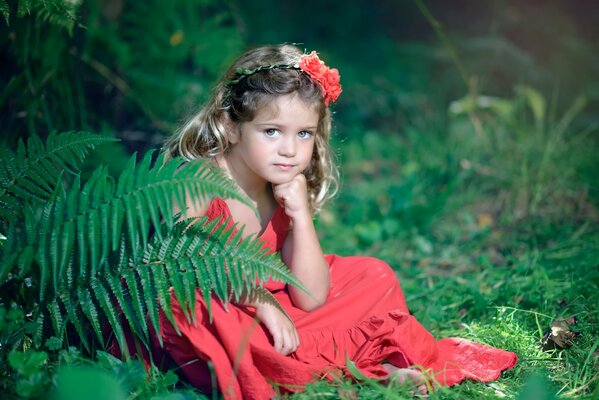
[272,174,310,222]
[255,302,300,355]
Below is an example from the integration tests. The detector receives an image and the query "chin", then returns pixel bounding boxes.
[269,177,292,185]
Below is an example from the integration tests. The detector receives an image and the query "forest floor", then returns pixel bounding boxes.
[291,121,599,399]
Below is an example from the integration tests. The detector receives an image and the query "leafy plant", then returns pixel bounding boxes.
[1,0,82,32]
[1,0,243,146]
[0,131,305,365]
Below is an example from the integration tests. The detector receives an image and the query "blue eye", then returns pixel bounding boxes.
[298,131,313,139]
[265,129,280,137]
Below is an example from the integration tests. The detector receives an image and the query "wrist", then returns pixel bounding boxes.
[288,209,313,227]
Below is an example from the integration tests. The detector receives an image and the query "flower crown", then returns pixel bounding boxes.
[226,51,342,106]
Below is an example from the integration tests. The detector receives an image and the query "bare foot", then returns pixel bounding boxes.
[382,363,428,396]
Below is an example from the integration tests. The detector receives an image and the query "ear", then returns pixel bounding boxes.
[222,113,241,144]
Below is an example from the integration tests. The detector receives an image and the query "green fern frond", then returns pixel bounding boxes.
[122,269,149,341]
[48,299,64,339]
[59,291,89,351]
[32,0,81,34]
[0,131,116,223]
[1,132,308,355]
[77,287,104,348]
[0,0,9,25]
[137,265,161,347]
[242,287,293,323]
[90,278,126,354]
[17,0,32,18]
[106,272,149,344]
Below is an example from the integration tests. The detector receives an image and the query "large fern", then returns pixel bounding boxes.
[0,131,307,357]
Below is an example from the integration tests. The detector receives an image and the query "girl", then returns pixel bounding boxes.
[161,44,517,399]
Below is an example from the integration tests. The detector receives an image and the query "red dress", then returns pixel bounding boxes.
[156,198,517,399]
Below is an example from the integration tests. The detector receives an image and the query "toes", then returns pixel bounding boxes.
[393,369,428,395]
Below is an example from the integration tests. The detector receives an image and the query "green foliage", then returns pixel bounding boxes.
[0,132,307,394]
[2,0,81,32]
[0,0,8,25]
[0,131,116,223]
[3,346,205,400]
[0,0,242,144]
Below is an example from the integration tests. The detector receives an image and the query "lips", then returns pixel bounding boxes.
[274,163,295,171]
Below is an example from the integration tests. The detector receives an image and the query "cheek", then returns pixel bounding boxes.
[249,139,274,159]
[300,142,316,166]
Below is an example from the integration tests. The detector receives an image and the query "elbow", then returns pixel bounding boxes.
[300,297,326,312]
[294,284,329,312]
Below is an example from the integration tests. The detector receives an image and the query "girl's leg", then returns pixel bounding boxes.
[382,363,428,396]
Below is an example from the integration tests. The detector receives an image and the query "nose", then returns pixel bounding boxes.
[278,135,297,157]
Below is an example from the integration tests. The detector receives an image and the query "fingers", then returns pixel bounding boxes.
[272,327,300,356]
[272,174,309,217]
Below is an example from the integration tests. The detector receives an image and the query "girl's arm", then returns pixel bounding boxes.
[178,190,300,355]
[275,174,330,311]
[237,289,300,355]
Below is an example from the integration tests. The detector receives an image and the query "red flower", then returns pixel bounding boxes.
[299,51,342,106]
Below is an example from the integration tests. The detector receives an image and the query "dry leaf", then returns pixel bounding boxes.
[541,317,581,350]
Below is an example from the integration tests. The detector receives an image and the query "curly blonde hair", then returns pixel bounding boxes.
[164,44,339,213]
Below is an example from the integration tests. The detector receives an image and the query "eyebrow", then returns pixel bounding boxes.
[254,122,318,130]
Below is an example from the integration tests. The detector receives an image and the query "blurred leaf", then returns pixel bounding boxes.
[516,85,546,128]
[53,366,128,400]
[45,336,63,351]
[449,94,514,121]
[345,355,370,382]
[8,350,47,376]
[517,374,557,400]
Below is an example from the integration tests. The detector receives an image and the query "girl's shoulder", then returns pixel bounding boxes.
[176,157,222,220]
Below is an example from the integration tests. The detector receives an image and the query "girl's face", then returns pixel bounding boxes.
[228,93,319,187]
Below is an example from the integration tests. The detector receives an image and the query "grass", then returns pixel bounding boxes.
[306,97,599,398]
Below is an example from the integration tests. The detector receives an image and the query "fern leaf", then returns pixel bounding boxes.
[111,194,125,251]
[90,279,125,354]
[37,182,60,303]
[88,202,101,276]
[32,312,44,348]
[0,132,116,221]
[136,191,151,249]
[59,292,90,351]
[191,257,213,323]
[100,203,110,267]
[30,0,81,33]
[137,265,161,346]
[48,299,64,338]
[106,273,148,344]
[124,193,140,260]
[50,185,66,293]
[152,266,178,334]
[76,214,87,282]
[17,0,32,18]
[123,269,149,341]
[77,287,104,348]
[213,256,230,305]
[165,259,190,323]
[244,287,293,323]
[181,264,197,325]
[0,0,9,25]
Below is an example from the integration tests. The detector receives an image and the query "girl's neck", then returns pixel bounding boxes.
[216,154,270,203]
[215,155,277,233]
